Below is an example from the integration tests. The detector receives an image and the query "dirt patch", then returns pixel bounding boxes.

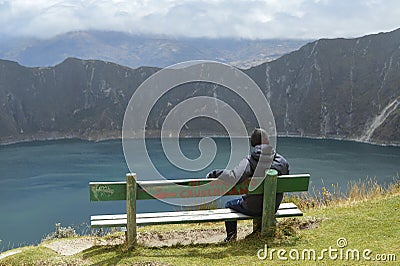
[0,249,22,260]
[42,238,98,256]
[138,224,253,247]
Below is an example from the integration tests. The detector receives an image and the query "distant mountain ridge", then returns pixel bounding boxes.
[0,29,399,145]
[0,31,308,69]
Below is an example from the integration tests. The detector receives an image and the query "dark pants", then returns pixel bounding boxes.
[224,193,283,240]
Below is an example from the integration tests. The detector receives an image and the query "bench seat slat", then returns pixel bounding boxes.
[91,209,237,221]
[91,211,253,228]
[277,202,298,209]
[91,202,298,221]
[91,204,303,228]
[136,212,251,226]
[275,208,303,217]
[92,218,127,228]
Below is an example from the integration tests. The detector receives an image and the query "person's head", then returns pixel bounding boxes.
[250,128,269,147]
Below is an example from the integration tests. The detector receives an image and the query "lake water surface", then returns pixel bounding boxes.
[0,137,399,251]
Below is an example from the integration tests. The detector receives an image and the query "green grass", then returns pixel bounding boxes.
[1,183,399,265]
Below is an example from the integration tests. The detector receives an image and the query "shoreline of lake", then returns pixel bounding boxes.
[1,132,399,147]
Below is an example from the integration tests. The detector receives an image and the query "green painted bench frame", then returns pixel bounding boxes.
[89,169,310,249]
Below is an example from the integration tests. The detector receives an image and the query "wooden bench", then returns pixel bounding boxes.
[89,169,310,249]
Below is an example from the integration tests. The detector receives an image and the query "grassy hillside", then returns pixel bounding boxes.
[1,181,399,265]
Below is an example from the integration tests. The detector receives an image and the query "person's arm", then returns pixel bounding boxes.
[206,157,252,186]
[271,154,290,175]
[206,169,224,178]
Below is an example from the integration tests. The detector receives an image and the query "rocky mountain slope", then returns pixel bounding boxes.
[0,58,158,143]
[0,29,399,145]
[249,28,400,144]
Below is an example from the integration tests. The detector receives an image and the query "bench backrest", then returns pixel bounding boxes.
[90,172,310,202]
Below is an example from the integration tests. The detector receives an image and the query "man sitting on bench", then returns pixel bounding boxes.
[206,128,290,242]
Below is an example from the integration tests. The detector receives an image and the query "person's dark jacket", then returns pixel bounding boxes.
[206,144,289,215]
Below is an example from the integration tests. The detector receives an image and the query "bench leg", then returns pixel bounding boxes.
[261,169,277,237]
[127,173,137,249]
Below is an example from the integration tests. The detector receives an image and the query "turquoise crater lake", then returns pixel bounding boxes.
[0,137,399,251]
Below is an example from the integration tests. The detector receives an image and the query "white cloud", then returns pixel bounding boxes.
[0,0,399,39]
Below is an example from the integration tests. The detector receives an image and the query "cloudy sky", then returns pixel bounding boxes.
[0,0,399,40]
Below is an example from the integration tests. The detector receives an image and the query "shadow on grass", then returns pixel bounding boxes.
[82,245,128,266]
[81,229,302,265]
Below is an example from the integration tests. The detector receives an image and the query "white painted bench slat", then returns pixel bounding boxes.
[91,202,298,221]
[91,204,303,227]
